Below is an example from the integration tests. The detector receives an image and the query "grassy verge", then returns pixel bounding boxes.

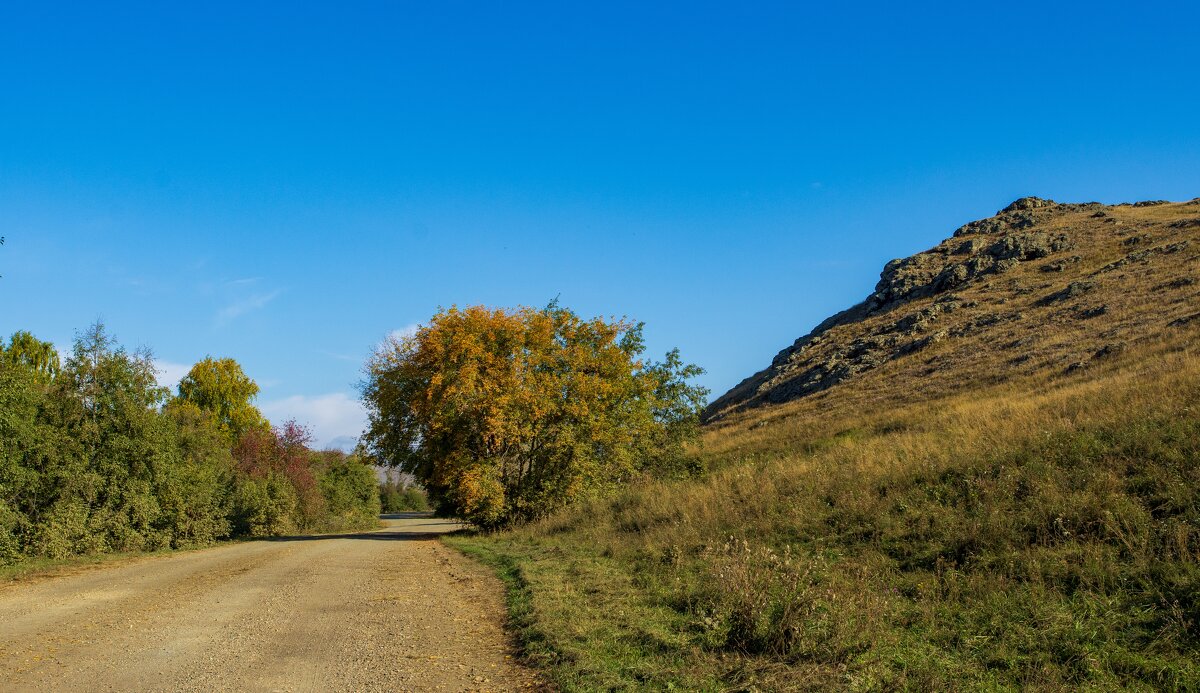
[450,344,1200,690]
[447,534,728,691]
[0,545,202,585]
[0,515,384,586]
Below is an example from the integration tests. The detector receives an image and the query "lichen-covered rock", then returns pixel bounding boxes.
[986,232,1071,261]
[869,230,1071,310]
[1001,196,1057,213]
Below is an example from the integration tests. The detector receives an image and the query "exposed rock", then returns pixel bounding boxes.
[954,239,984,255]
[896,330,948,356]
[1038,281,1094,305]
[1157,277,1195,290]
[988,232,1071,261]
[1077,305,1108,319]
[764,360,854,404]
[1132,200,1170,207]
[1098,251,1151,273]
[869,230,1070,311]
[1001,196,1056,213]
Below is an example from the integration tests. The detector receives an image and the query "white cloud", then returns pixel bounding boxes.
[259,392,367,451]
[217,289,282,324]
[155,359,193,390]
[388,323,420,342]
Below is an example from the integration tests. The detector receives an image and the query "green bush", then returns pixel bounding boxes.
[230,473,298,537]
[316,450,382,531]
[379,478,429,512]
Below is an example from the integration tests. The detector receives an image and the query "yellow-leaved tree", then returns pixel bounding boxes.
[361,303,707,528]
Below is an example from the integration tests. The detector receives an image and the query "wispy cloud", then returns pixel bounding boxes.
[389,323,420,342]
[319,350,363,363]
[259,392,367,451]
[217,289,282,324]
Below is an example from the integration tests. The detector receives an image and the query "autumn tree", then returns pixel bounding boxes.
[361,303,707,528]
[173,357,269,442]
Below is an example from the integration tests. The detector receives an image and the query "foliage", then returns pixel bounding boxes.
[314,450,382,530]
[230,473,298,537]
[0,324,380,565]
[173,356,270,442]
[234,421,325,527]
[1,331,60,381]
[362,303,707,528]
[379,474,429,512]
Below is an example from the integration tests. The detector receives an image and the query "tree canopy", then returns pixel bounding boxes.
[1,331,60,381]
[174,356,269,442]
[362,303,707,527]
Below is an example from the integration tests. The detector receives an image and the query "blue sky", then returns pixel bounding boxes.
[3,2,1198,448]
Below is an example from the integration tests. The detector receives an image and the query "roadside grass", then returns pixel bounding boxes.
[0,516,385,586]
[449,339,1200,690]
[0,545,199,585]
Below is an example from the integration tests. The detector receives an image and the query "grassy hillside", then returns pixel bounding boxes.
[449,199,1200,691]
[706,197,1200,423]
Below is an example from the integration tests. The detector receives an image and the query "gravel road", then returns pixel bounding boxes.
[0,513,541,692]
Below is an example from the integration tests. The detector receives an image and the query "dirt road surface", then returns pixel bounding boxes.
[0,513,541,692]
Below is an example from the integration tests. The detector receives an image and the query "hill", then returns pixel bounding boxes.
[706,196,1200,422]
[450,197,1200,691]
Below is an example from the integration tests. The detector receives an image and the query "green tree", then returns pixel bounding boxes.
[0,351,68,561]
[361,303,708,528]
[31,322,174,555]
[173,357,269,442]
[1,331,60,381]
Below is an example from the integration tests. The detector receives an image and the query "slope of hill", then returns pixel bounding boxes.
[450,197,1200,691]
[706,196,1200,423]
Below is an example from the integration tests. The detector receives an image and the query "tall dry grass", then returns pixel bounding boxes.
[452,336,1200,690]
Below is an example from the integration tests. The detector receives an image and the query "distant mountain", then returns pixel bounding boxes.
[324,435,360,453]
[705,196,1200,422]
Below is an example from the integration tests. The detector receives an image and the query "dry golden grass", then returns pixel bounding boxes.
[453,331,1200,690]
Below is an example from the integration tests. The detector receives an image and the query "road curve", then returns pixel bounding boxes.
[0,513,540,692]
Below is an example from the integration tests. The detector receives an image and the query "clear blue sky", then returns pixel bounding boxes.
[3,2,1198,448]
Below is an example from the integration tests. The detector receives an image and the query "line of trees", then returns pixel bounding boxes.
[0,324,380,564]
